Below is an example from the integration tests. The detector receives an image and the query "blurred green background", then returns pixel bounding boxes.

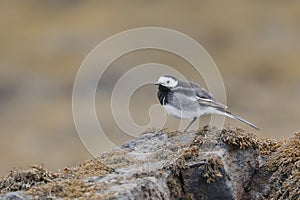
[1,1,300,176]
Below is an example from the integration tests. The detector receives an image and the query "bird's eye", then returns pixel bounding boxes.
[167,80,170,84]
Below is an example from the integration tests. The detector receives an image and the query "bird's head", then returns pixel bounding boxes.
[154,75,178,88]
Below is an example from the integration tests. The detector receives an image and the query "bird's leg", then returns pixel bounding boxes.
[184,117,197,132]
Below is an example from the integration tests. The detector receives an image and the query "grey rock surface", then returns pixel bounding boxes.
[94,127,259,199]
[0,192,31,200]
[2,127,280,199]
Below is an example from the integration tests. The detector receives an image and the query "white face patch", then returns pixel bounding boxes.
[157,76,178,88]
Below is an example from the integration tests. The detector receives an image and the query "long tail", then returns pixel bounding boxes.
[225,111,259,130]
[214,108,259,130]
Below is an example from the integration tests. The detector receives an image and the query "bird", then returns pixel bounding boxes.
[154,75,259,132]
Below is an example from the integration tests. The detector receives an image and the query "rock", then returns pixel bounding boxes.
[0,192,31,200]
[0,127,299,199]
[246,132,300,200]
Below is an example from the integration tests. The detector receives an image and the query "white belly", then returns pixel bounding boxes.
[163,104,219,119]
[163,104,199,119]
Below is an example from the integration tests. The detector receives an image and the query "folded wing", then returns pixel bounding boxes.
[189,81,228,109]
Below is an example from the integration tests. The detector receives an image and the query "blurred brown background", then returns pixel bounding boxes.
[1,1,300,176]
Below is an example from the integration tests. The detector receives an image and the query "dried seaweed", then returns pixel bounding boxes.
[166,145,200,175]
[221,127,258,150]
[258,138,283,157]
[0,165,58,193]
[0,158,112,198]
[267,132,300,200]
[200,156,224,183]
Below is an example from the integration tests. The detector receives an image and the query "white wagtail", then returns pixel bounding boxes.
[154,75,259,131]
